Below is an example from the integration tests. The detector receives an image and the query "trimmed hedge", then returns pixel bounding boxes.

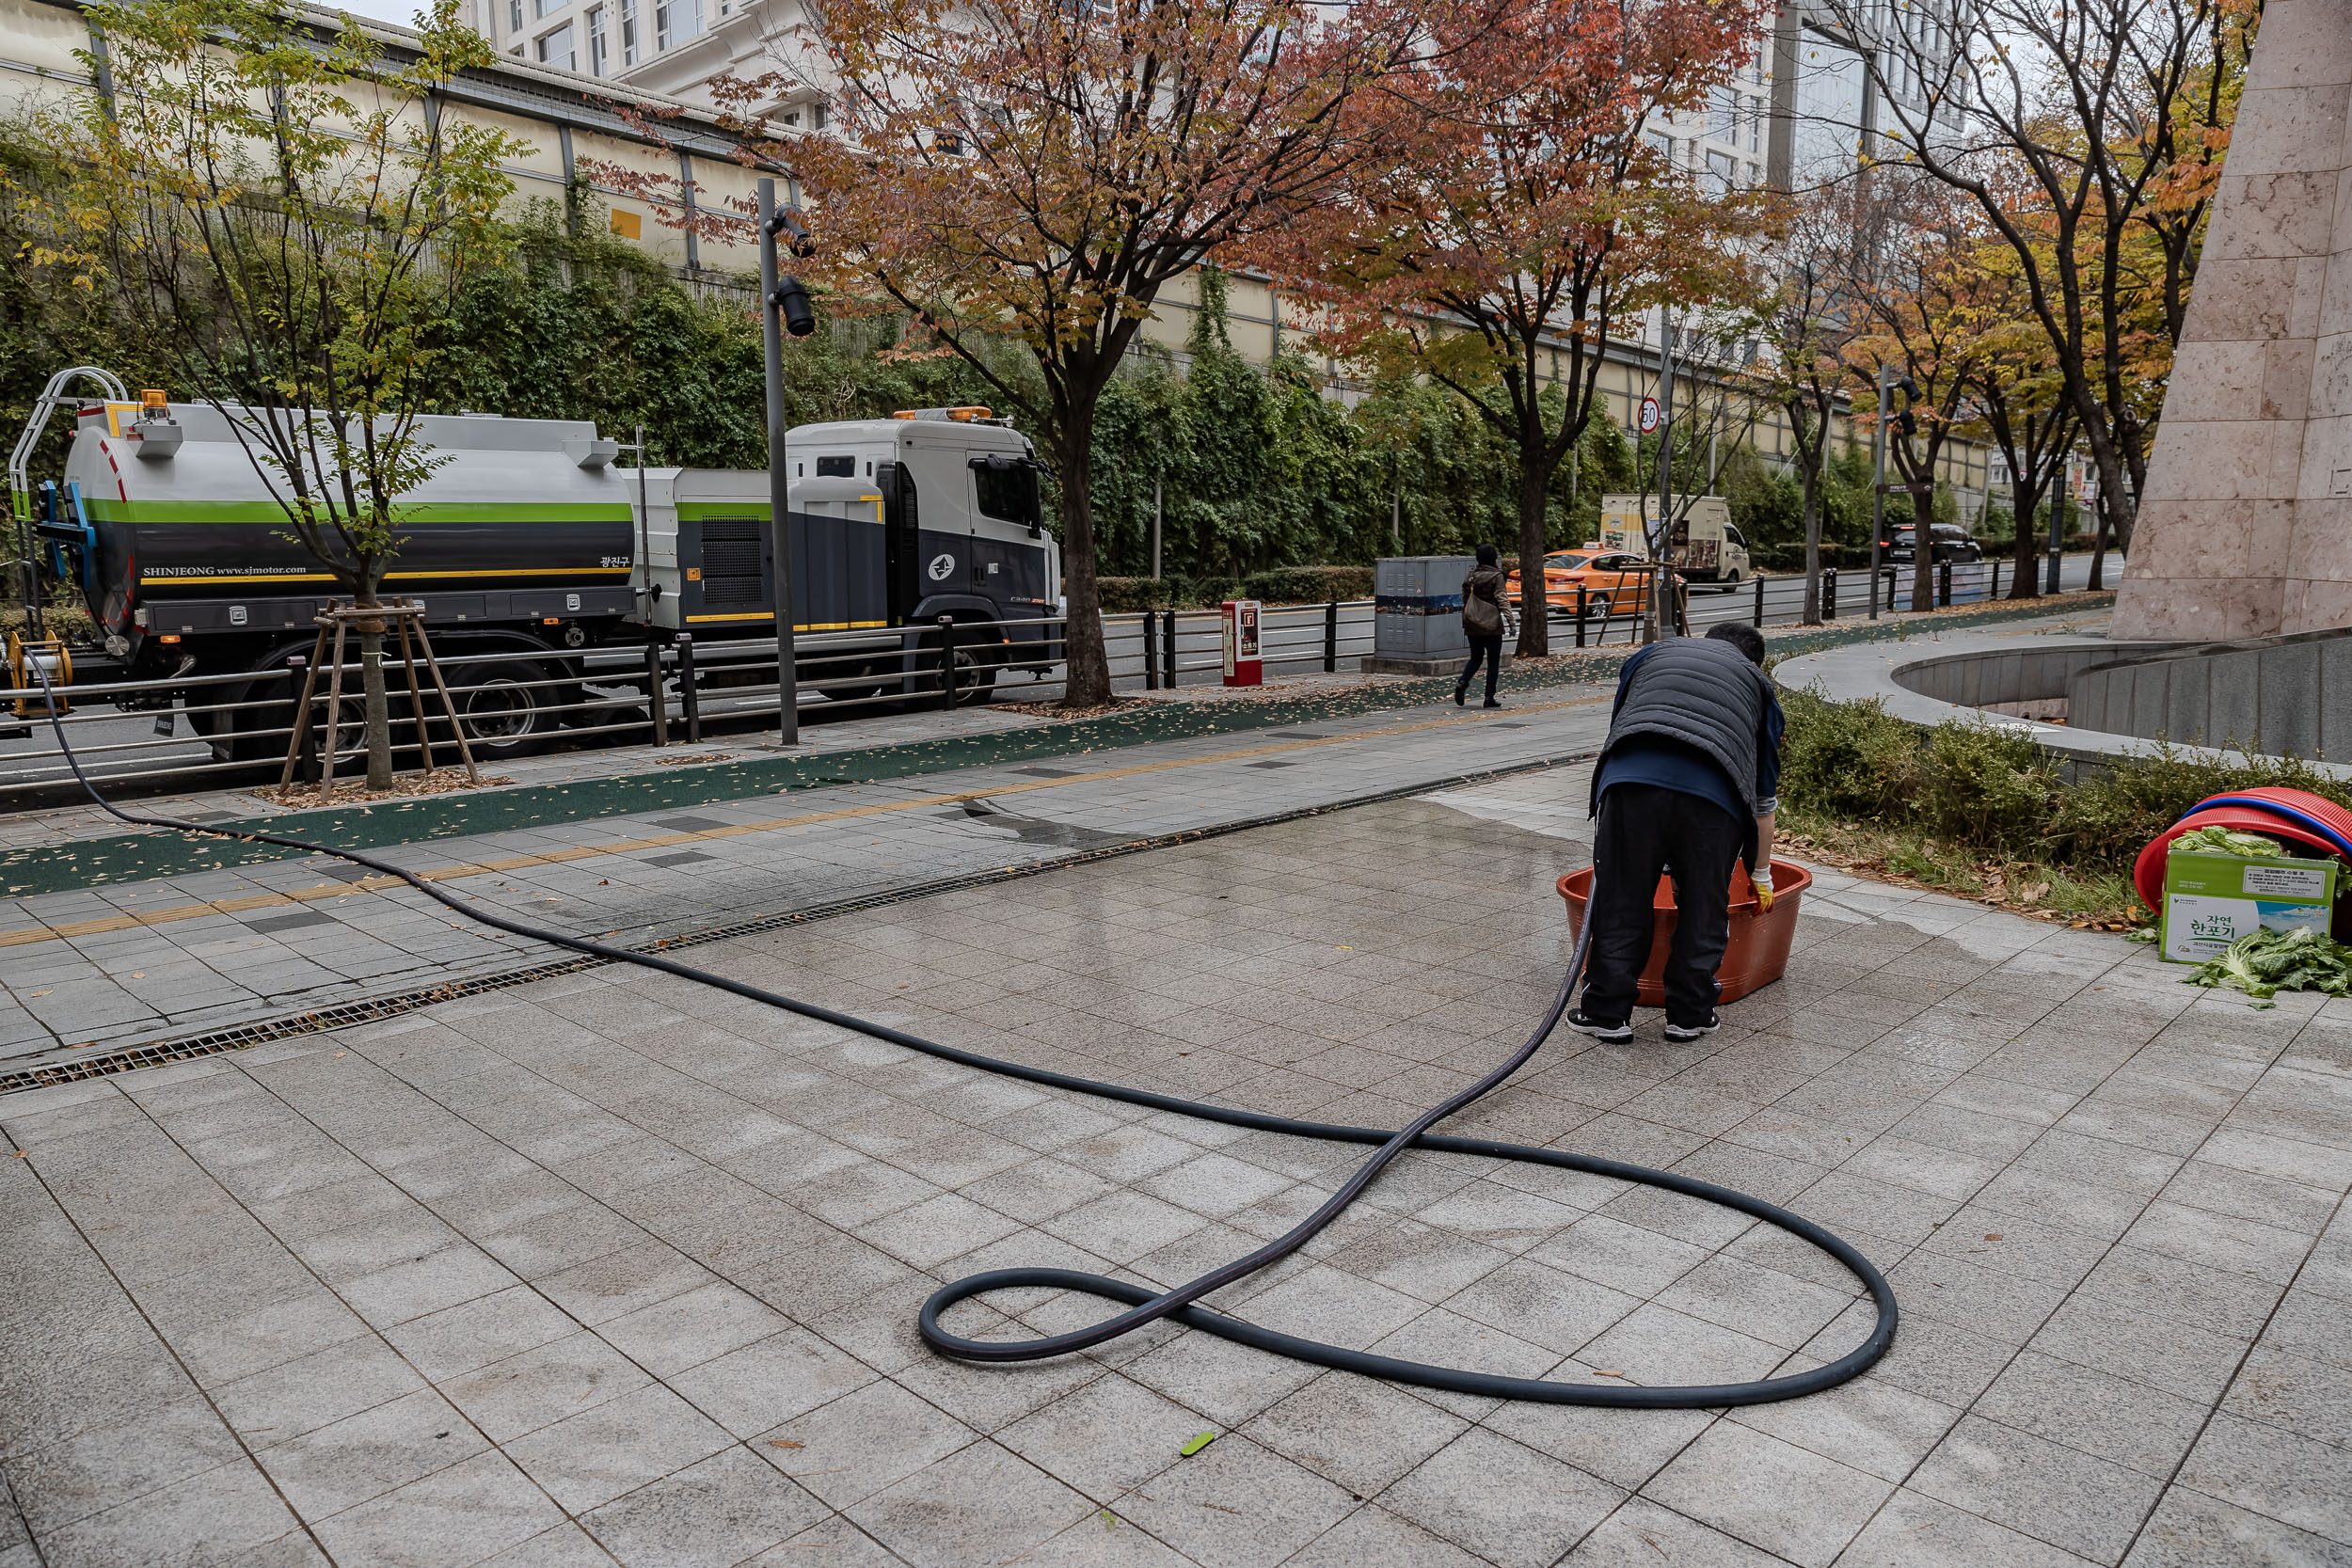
[1779,685,2352,875]
[1092,565,1376,611]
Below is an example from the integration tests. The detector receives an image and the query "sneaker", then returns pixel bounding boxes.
[1453,686,1467,706]
[1565,1009,1632,1043]
[1662,1013,1721,1042]
[1483,697,1502,709]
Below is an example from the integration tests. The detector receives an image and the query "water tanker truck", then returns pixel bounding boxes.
[7,370,1058,759]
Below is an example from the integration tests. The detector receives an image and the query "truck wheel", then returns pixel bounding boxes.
[444,658,556,759]
[820,659,895,706]
[943,639,997,706]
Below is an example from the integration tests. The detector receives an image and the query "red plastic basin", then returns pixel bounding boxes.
[2130,787,2352,917]
[1556,858,1814,1007]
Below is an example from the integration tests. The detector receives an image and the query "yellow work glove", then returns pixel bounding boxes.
[1751,873,1774,914]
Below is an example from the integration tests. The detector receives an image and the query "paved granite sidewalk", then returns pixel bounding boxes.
[2,767,2345,1568]
[0,686,1620,1073]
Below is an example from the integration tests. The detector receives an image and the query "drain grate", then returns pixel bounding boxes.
[0,957,597,1095]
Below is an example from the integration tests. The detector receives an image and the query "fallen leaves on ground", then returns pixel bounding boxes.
[253,771,516,808]
[1777,832,2147,931]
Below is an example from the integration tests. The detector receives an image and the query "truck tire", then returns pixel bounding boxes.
[939,635,997,706]
[444,657,558,760]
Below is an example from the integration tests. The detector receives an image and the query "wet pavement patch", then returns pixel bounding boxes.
[242,911,334,933]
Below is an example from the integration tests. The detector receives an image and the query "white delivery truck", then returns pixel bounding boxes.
[1596,494,1752,591]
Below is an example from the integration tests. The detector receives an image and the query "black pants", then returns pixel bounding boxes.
[1582,783,1743,1027]
[1458,635,1502,702]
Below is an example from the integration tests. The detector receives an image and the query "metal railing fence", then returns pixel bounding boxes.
[0,562,2061,799]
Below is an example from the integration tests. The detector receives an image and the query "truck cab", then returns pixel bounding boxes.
[784,407,1057,635]
[630,408,1057,674]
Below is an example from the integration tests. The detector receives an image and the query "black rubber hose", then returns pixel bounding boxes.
[25,669,1895,1407]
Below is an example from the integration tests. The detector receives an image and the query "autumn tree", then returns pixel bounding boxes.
[1754,187,1866,625]
[26,0,522,786]
[757,0,1455,705]
[1262,0,1764,656]
[1819,0,2254,581]
[1844,176,1996,613]
[1956,235,2078,600]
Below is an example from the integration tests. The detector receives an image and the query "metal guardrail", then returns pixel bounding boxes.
[1120,599,1375,689]
[0,614,1068,798]
[0,562,2059,800]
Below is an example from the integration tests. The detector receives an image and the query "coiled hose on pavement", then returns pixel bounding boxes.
[28,669,1895,1408]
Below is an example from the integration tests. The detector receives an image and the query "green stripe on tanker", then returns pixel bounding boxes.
[82,499,635,523]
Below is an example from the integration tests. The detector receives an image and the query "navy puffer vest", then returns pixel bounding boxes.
[1589,637,1772,860]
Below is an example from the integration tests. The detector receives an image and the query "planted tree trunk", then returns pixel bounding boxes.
[2010,500,2042,598]
[1517,467,1550,657]
[354,589,397,790]
[1055,411,1113,707]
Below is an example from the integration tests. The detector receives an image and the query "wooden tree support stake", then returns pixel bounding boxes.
[279,600,480,806]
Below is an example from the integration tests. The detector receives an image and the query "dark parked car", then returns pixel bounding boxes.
[1880,523,1983,563]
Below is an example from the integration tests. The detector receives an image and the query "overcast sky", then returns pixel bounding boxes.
[322,0,438,30]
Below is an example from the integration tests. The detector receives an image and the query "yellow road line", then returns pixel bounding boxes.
[0,695,1606,950]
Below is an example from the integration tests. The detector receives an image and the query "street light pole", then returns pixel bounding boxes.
[1650,314,1677,642]
[758,176,817,746]
[2048,471,2068,594]
[1869,363,1893,620]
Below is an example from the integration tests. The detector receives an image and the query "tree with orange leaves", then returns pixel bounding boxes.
[1257,0,1766,656]
[755,0,1457,705]
[1815,0,2254,580]
[1843,174,2001,615]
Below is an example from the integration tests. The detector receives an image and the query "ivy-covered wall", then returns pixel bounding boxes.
[0,165,1666,586]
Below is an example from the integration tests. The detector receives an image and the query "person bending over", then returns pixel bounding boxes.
[1567,621,1783,1045]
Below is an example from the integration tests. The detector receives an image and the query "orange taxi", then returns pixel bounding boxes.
[1504,548,1660,619]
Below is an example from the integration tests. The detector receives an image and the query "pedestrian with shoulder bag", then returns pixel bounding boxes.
[1456,544,1511,709]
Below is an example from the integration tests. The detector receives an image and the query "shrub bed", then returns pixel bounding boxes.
[1092,566,1376,611]
[1776,687,2352,926]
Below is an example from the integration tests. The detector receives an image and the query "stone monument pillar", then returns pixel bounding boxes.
[2111,0,2352,641]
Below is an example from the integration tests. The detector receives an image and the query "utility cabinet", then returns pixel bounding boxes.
[1366,555,1480,673]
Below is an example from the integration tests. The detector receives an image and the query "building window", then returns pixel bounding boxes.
[1747,103,1761,153]
[620,0,636,64]
[810,100,829,130]
[535,21,573,68]
[1708,87,1736,142]
[654,0,670,48]
[1645,129,1671,162]
[507,0,522,32]
[587,5,606,73]
[533,0,561,17]
[1706,150,1735,196]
